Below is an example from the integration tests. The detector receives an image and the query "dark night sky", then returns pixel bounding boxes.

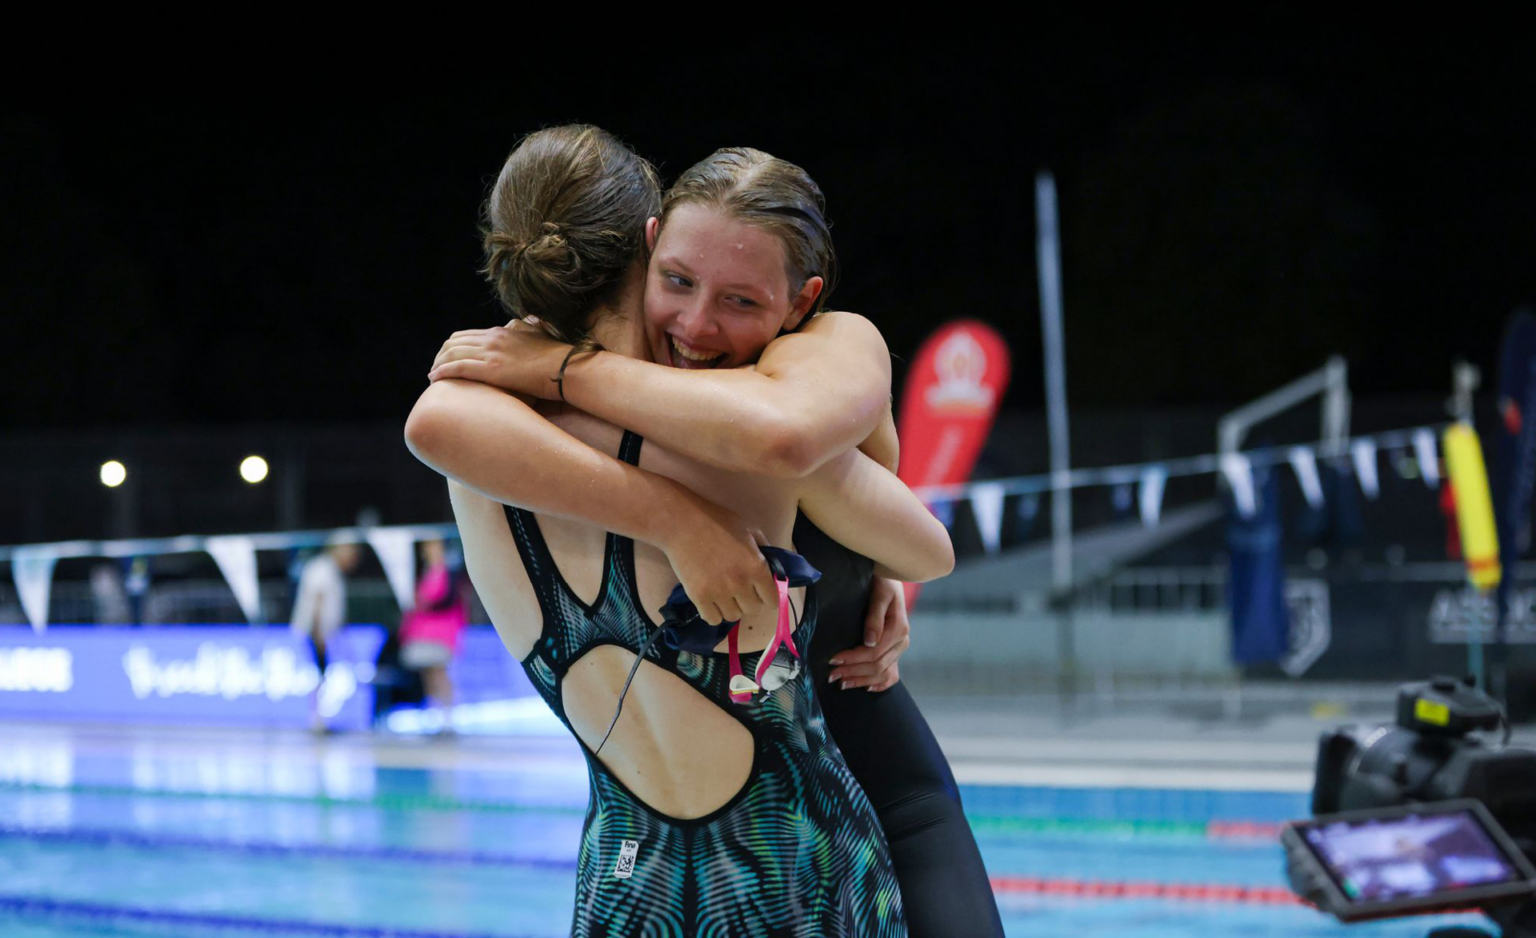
[5,37,1534,431]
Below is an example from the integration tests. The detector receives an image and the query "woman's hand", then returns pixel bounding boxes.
[428,324,572,400]
[826,577,910,692]
[658,493,777,627]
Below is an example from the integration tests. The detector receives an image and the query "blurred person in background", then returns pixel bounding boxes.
[124,556,151,625]
[89,563,131,625]
[290,539,362,733]
[398,537,468,734]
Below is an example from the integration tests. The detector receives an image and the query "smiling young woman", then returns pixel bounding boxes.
[422,142,1004,937]
[407,126,960,937]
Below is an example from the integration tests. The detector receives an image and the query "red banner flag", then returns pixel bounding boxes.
[896,320,1011,606]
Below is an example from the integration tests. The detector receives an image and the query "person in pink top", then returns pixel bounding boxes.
[399,538,468,730]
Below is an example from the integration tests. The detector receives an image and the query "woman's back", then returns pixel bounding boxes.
[448,409,905,937]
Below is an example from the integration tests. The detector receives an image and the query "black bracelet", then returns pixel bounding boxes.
[555,345,581,403]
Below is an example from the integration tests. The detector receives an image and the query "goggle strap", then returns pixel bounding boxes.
[754,575,799,689]
[727,624,752,704]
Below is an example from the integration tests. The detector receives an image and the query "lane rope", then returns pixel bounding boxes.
[0,781,1282,841]
[989,876,1302,905]
[0,780,582,816]
[0,894,541,937]
[0,824,575,870]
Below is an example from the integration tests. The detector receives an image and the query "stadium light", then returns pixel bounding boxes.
[240,455,270,484]
[100,460,127,488]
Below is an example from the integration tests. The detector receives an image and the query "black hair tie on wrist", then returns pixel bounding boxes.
[555,345,581,403]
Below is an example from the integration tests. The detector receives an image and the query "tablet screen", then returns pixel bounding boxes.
[1303,809,1520,904]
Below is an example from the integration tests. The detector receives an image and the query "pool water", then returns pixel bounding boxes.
[0,726,1493,938]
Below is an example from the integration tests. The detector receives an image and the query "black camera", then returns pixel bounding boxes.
[1313,677,1536,853]
[1289,677,1536,937]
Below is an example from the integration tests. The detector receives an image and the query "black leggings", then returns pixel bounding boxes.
[818,677,1006,937]
[797,512,1004,937]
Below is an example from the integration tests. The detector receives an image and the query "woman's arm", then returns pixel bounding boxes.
[404,378,775,624]
[429,312,892,478]
[858,405,900,475]
[796,450,954,584]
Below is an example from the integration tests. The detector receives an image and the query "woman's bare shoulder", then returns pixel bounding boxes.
[766,310,888,363]
[803,310,881,339]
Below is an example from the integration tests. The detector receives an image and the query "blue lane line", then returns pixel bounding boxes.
[0,825,577,871]
[0,894,542,938]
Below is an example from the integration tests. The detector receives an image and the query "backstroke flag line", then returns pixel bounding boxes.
[969,482,1007,555]
[1139,466,1168,527]
[1288,447,1324,509]
[897,319,1011,606]
[12,547,57,634]
[206,536,260,625]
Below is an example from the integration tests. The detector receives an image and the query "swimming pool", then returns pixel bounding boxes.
[0,724,1492,937]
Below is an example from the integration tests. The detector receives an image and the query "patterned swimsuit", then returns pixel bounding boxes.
[505,432,906,938]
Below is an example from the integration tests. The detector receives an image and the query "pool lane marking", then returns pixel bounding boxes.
[0,816,1279,873]
[988,877,1302,905]
[951,761,1312,792]
[0,779,584,815]
[0,781,1284,841]
[0,894,540,938]
[0,825,574,870]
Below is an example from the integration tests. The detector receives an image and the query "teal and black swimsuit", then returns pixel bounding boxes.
[505,431,906,937]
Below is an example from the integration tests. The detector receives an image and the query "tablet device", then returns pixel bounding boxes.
[1282,799,1536,922]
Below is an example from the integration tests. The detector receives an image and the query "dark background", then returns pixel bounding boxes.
[4,36,1533,431]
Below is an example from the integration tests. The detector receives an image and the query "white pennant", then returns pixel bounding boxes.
[1351,439,1380,500]
[1413,429,1441,488]
[1221,452,1258,519]
[366,527,418,611]
[12,547,57,634]
[1288,446,1325,510]
[1139,466,1168,527]
[969,483,1006,554]
[206,536,261,624]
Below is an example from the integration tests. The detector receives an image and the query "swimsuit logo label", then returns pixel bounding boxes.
[614,839,639,879]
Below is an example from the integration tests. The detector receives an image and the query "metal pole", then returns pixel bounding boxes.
[1037,171,1076,705]
[1218,357,1349,457]
[1036,172,1072,596]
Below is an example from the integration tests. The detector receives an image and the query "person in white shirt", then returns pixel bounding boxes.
[289,541,362,731]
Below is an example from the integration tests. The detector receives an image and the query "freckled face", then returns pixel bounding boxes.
[643,204,808,371]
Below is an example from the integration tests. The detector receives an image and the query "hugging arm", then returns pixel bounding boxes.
[404,378,774,623]
[797,450,953,584]
[431,312,893,478]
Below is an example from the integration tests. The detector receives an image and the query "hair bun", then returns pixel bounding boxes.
[479,124,662,341]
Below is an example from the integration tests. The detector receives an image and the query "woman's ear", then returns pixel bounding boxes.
[645,216,660,252]
[783,275,824,332]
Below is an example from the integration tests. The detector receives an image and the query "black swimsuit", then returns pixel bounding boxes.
[795,515,1006,938]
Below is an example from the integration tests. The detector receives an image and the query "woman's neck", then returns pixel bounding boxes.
[585,267,648,360]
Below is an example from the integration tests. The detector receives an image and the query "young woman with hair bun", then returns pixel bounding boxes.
[407,124,957,936]
[425,138,1005,937]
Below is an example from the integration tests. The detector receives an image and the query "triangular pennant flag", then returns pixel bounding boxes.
[969,483,1006,554]
[206,536,261,624]
[1414,429,1441,488]
[1288,447,1325,510]
[1351,439,1380,500]
[930,499,956,530]
[366,527,418,611]
[1139,466,1168,527]
[1016,493,1040,522]
[12,547,57,634]
[1221,452,1258,519]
